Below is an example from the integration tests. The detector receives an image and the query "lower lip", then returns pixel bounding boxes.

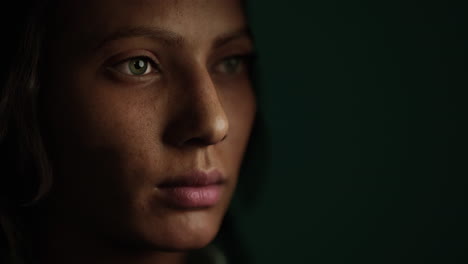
[159,185,222,209]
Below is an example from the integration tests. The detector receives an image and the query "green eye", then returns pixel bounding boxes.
[128,58,149,75]
[220,57,242,74]
[215,55,253,75]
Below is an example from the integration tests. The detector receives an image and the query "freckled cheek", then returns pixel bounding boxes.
[56,78,165,181]
[67,81,161,147]
[94,104,162,175]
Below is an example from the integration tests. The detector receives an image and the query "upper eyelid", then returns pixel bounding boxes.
[105,49,255,71]
[106,50,160,67]
[213,53,255,67]
[113,56,159,68]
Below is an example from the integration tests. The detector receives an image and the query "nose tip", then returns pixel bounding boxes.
[209,115,229,143]
[185,114,229,146]
[165,104,229,147]
[163,70,229,148]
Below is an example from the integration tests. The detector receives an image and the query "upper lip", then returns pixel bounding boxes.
[158,169,225,188]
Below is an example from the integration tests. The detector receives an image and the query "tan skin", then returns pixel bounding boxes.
[36,0,256,263]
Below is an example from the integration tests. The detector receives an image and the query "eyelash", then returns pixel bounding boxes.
[111,56,160,77]
[213,53,254,75]
[108,52,254,79]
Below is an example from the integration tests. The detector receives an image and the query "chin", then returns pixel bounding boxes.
[121,206,226,252]
[156,227,220,252]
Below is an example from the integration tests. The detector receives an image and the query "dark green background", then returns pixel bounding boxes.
[232,1,467,263]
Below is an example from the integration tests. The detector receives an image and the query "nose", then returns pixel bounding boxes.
[163,67,229,147]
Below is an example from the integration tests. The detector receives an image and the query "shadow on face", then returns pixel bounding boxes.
[39,0,256,254]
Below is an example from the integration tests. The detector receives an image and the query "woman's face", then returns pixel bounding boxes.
[41,0,255,251]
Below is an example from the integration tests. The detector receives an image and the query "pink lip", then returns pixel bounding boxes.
[158,170,225,209]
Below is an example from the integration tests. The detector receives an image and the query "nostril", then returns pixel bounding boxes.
[183,137,211,147]
[182,133,227,147]
[221,134,228,142]
[180,114,229,147]
[162,113,229,148]
[188,120,229,146]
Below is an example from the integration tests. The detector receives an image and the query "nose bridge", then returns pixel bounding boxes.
[165,64,229,147]
[191,67,229,138]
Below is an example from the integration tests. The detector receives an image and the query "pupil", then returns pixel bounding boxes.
[227,58,238,71]
[135,60,145,70]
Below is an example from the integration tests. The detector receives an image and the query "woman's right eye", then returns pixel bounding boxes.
[111,56,160,76]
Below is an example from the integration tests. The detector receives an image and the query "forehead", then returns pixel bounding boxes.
[53,0,246,50]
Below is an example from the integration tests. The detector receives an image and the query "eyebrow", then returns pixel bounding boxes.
[212,28,252,49]
[95,26,184,50]
[95,26,251,51]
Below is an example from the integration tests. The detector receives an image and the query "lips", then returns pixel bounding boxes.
[157,170,225,209]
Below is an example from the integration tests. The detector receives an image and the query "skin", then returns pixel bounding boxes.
[36,0,256,263]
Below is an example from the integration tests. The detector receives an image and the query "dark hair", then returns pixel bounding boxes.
[0,1,268,263]
[0,1,55,263]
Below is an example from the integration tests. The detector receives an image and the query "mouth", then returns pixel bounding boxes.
[157,169,225,209]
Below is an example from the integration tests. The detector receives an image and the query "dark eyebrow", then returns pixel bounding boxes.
[212,28,252,49]
[95,26,184,50]
[95,26,251,51]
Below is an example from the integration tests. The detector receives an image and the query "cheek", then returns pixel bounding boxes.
[48,72,163,152]
[43,71,166,198]
[42,74,173,237]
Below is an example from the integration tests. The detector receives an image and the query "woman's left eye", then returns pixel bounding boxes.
[112,56,159,76]
[214,55,251,75]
